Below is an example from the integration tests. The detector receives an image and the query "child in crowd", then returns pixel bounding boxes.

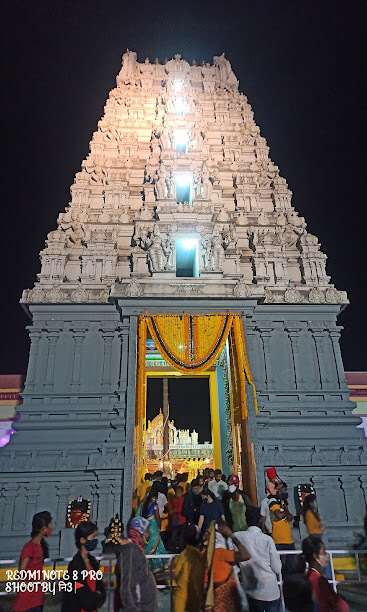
[170,485,186,551]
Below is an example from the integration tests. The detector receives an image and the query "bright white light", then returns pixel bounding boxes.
[174,98,188,114]
[182,239,197,250]
[176,174,191,187]
[174,130,188,146]
[172,79,185,92]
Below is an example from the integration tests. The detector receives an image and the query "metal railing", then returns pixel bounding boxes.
[1,548,366,611]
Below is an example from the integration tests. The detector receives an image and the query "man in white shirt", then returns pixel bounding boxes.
[208,469,228,500]
[234,506,282,611]
[260,481,276,534]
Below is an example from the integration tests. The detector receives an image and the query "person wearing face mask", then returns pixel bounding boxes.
[260,481,276,535]
[13,511,52,612]
[303,494,325,537]
[300,535,349,612]
[268,481,296,576]
[302,494,332,580]
[62,521,106,612]
[115,517,157,612]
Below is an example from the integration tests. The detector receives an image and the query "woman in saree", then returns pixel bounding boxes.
[137,487,168,574]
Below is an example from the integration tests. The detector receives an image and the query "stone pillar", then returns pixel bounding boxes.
[243,326,260,388]
[96,482,111,528]
[329,327,349,391]
[71,325,87,388]
[118,323,129,392]
[287,327,305,390]
[56,485,71,528]
[359,474,367,506]
[101,328,115,389]
[13,486,27,531]
[44,332,59,390]
[259,327,275,388]
[25,329,41,391]
[312,475,346,523]
[311,328,334,390]
[122,316,138,529]
[311,475,330,524]
[0,485,18,532]
[90,484,98,523]
[339,475,365,523]
[0,488,5,532]
[24,484,40,530]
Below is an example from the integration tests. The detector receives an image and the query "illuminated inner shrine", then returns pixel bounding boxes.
[1,51,366,555]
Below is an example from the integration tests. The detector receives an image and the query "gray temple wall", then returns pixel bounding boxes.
[0,298,366,555]
[0,303,132,556]
[243,304,367,545]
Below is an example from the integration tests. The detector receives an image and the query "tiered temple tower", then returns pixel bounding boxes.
[0,51,365,555]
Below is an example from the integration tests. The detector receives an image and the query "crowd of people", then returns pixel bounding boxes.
[11,468,355,612]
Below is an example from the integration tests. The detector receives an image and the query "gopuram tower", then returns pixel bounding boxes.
[1,51,365,555]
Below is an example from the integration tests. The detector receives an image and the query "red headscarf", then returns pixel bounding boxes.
[128,527,145,552]
[128,517,149,552]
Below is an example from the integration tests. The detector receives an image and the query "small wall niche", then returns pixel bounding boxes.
[176,176,192,203]
[175,239,199,277]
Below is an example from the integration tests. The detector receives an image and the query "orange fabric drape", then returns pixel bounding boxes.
[145,314,233,373]
[134,313,257,487]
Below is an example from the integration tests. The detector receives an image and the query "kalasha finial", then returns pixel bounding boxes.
[192,59,197,66]
[154,57,159,65]
[201,60,205,67]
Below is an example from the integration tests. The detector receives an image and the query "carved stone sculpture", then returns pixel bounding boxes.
[213,54,239,90]
[145,226,166,272]
[155,165,167,200]
[117,49,138,83]
[212,232,225,271]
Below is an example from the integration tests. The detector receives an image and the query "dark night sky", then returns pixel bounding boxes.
[147,378,211,443]
[2,0,366,374]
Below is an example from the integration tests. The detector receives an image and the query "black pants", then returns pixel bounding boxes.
[275,542,297,576]
[171,524,185,551]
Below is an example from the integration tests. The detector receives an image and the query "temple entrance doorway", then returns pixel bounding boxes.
[133,313,259,505]
[146,375,214,481]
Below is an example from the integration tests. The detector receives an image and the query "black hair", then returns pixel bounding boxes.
[184,524,197,546]
[151,481,163,497]
[75,520,98,549]
[245,506,261,527]
[160,476,168,496]
[31,511,52,559]
[214,469,222,476]
[176,485,183,493]
[144,473,151,481]
[153,470,163,478]
[202,487,216,501]
[302,494,317,518]
[298,535,324,572]
[191,478,199,488]
[283,574,313,612]
[141,490,156,519]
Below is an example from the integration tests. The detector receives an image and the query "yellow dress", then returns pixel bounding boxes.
[174,545,204,612]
